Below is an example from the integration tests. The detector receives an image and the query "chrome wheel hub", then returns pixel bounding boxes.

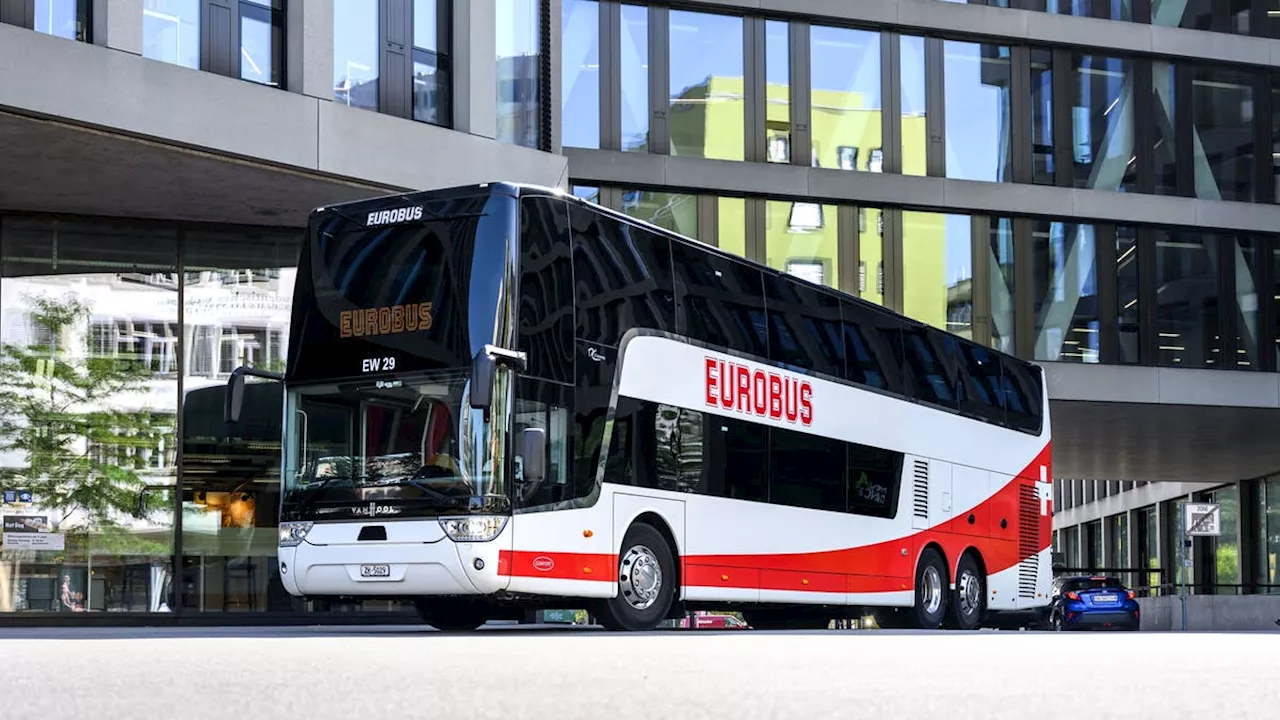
[921,565,943,616]
[619,544,663,611]
[958,571,981,616]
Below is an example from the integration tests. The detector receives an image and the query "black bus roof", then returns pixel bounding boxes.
[311,181,1042,375]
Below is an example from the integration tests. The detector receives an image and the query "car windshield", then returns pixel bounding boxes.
[281,369,512,521]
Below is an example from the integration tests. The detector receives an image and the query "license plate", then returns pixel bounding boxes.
[1093,594,1117,603]
[359,564,391,578]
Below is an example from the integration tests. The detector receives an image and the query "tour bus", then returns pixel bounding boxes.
[224,182,1053,632]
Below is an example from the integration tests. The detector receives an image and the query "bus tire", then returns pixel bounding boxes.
[946,552,985,631]
[595,522,676,632]
[912,547,949,630]
[415,599,487,632]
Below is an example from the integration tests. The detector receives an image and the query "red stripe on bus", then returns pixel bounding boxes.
[501,443,1051,592]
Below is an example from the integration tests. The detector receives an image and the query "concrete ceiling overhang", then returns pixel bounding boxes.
[0,109,396,227]
[1043,363,1280,484]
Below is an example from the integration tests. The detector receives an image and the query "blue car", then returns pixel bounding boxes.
[1046,576,1141,631]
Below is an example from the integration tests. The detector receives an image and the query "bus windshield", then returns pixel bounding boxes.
[282,370,511,522]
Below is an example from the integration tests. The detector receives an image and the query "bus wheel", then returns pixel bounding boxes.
[595,523,676,632]
[946,553,985,631]
[912,548,949,630]
[415,599,488,632]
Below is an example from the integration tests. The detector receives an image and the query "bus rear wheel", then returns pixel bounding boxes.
[945,553,985,631]
[594,523,676,632]
[415,599,488,631]
[911,547,949,630]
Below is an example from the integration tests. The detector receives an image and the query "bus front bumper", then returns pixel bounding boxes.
[276,521,511,599]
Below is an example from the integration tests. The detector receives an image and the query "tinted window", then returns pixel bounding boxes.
[513,377,575,508]
[573,339,616,496]
[764,274,844,377]
[953,339,1005,426]
[653,404,702,494]
[1001,357,1043,434]
[518,197,574,383]
[701,415,768,502]
[847,442,902,519]
[571,205,676,347]
[900,326,957,408]
[672,242,769,359]
[841,301,905,395]
[770,427,846,511]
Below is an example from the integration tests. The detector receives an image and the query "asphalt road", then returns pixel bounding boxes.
[1,625,1276,719]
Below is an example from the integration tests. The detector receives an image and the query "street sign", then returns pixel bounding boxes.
[1183,502,1221,537]
[16,490,32,503]
[1,490,15,504]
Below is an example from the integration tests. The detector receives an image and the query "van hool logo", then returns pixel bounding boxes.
[340,302,434,339]
[366,206,424,226]
[532,556,555,572]
[704,357,814,426]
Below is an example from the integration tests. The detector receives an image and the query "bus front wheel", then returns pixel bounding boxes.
[594,523,676,632]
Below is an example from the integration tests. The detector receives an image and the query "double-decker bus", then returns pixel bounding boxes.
[225,182,1053,632]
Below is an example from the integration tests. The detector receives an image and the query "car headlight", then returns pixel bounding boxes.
[439,515,508,542]
[279,521,313,547]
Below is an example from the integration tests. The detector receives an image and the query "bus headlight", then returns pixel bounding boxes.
[279,521,314,547]
[439,516,508,542]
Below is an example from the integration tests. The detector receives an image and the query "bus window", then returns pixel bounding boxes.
[653,404,702,494]
[953,339,1006,426]
[770,426,846,512]
[764,274,843,377]
[846,442,903,519]
[1001,358,1043,435]
[671,241,769,360]
[841,301,905,395]
[900,326,957,409]
[519,196,573,383]
[571,208,676,348]
[701,416,768,502]
[513,381,572,508]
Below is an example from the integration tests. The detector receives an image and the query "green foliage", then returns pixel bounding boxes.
[0,294,174,534]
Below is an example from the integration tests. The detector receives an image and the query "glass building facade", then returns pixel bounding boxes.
[3,0,1280,620]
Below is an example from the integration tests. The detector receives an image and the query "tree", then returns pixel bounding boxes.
[0,293,174,543]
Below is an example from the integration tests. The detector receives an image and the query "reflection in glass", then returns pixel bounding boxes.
[1261,478,1280,593]
[765,20,791,164]
[901,35,927,177]
[669,10,744,161]
[944,41,1011,182]
[1273,77,1280,203]
[0,219,178,613]
[1152,61,1178,196]
[571,185,601,204]
[811,26,881,172]
[413,0,451,126]
[620,4,649,152]
[1033,222,1099,363]
[989,218,1015,354]
[562,0,600,148]
[333,0,379,111]
[621,189,698,240]
[1050,0,1131,21]
[1071,54,1135,193]
[497,0,542,149]
[902,212,973,339]
[859,208,885,306]
[718,197,747,257]
[1031,49,1054,185]
[1152,0,1250,34]
[239,1,283,87]
[765,200,838,289]
[34,0,89,41]
[1155,231,1220,368]
[143,0,200,69]
[181,230,297,612]
[1232,236,1260,370]
[1275,246,1280,368]
[1211,485,1240,591]
[1116,226,1141,364]
[1191,65,1255,203]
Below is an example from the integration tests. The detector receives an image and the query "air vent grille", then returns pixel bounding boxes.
[912,460,929,519]
[1017,483,1041,598]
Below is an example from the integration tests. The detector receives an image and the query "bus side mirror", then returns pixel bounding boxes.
[520,427,546,487]
[469,352,495,411]
[224,368,247,424]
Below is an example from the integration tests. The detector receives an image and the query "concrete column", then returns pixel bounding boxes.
[93,0,143,55]
[454,0,497,138]
[287,0,334,100]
